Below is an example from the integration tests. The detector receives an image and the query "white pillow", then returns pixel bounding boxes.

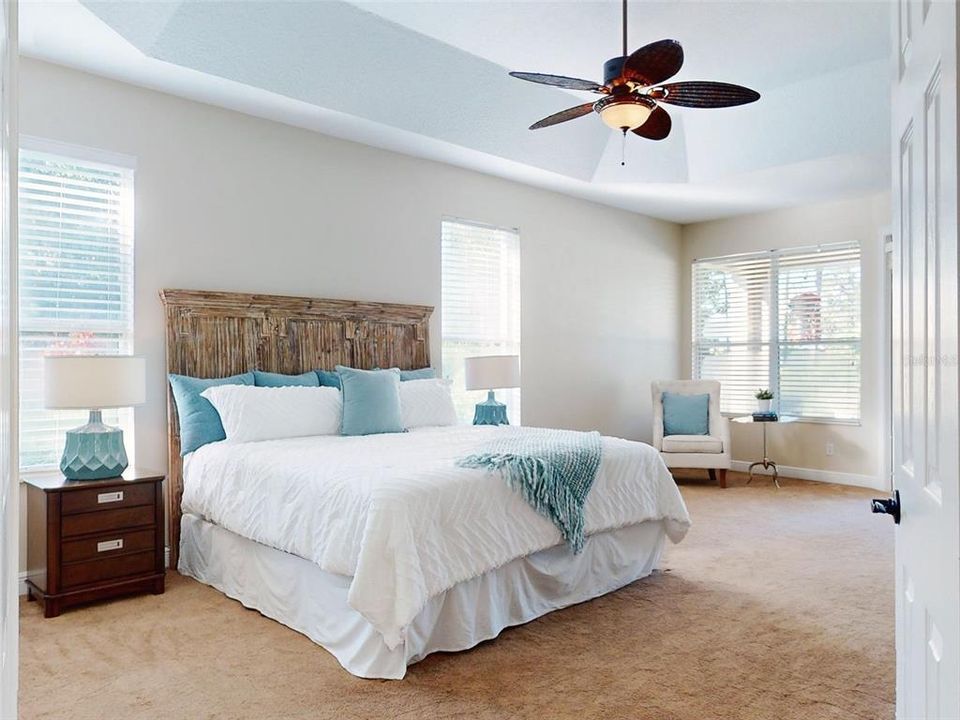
[200,385,342,443]
[400,378,458,429]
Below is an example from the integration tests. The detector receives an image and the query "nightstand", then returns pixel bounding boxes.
[24,469,166,618]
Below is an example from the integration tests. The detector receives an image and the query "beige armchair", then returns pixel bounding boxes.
[651,380,731,488]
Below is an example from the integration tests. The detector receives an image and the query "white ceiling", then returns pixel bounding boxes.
[21,0,892,223]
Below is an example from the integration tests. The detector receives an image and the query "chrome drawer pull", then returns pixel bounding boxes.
[97,539,123,553]
[97,491,124,504]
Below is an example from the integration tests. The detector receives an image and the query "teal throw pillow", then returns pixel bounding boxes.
[316,369,341,389]
[169,372,255,455]
[319,366,434,387]
[399,367,436,381]
[254,370,319,387]
[662,392,710,436]
[337,366,404,436]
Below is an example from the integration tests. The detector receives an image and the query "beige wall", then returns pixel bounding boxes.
[18,59,684,569]
[681,193,891,487]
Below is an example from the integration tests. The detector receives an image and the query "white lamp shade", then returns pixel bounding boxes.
[43,355,146,410]
[464,355,520,391]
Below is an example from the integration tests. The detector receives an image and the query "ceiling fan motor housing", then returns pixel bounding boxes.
[603,56,630,86]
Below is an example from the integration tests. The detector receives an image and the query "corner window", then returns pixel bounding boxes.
[692,243,861,422]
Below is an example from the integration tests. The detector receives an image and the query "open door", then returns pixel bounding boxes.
[889,1,960,717]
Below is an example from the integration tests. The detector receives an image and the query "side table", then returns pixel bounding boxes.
[731,415,798,487]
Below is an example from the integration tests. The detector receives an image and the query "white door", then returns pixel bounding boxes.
[891,1,960,718]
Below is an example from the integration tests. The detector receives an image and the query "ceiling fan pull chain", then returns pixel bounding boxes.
[621,129,627,166]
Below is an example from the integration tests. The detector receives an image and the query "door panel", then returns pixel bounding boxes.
[892,2,959,719]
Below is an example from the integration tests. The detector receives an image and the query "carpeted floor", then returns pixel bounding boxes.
[19,472,894,720]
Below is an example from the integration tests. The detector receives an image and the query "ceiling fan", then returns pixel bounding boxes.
[509,0,760,146]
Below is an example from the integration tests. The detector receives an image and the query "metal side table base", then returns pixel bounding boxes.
[747,458,780,488]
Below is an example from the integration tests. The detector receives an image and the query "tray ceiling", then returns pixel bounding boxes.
[21,0,891,222]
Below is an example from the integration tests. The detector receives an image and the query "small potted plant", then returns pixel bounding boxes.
[755,388,774,413]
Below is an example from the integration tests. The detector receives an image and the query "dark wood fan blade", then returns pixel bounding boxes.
[623,39,684,86]
[529,102,596,130]
[654,81,760,108]
[509,72,607,93]
[632,105,672,140]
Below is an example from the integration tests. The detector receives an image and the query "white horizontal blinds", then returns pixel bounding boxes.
[692,242,861,422]
[692,254,772,414]
[19,146,135,469]
[777,244,860,421]
[441,218,521,423]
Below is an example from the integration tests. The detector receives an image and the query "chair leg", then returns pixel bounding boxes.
[717,469,727,489]
[708,468,717,484]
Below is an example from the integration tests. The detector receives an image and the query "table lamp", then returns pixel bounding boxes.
[43,355,146,480]
[464,354,520,426]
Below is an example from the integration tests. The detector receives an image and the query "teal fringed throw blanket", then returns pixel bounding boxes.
[458,428,602,553]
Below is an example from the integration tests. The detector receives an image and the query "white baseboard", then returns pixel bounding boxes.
[19,546,173,596]
[731,460,886,490]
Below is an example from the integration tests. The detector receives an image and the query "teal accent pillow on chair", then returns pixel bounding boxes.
[662,392,710,436]
[254,370,319,387]
[169,372,255,455]
[337,366,404,436]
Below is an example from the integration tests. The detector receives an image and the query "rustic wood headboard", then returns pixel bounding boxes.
[160,289,433,569]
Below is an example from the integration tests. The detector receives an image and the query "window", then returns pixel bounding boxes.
[692,242,861,422]
[18,141,135,469]
[441,218,521,423]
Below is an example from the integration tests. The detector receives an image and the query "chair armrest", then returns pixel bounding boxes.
[719,415,731,453]
[650,383,664,450]
[652,417,664,450]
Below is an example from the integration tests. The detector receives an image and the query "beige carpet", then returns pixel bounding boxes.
[19,472,894,720]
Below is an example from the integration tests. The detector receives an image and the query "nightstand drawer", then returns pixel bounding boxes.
[61,506,155,538]
[60,550,156,589]
[61,528,156,564]
[61,483,155,515]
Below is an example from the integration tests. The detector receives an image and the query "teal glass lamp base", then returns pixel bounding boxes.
[473,390,510,426]
[60,410,129,481]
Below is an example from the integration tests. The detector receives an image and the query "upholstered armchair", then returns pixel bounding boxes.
[651,380,731,488]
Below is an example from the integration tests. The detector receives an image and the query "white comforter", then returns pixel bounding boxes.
[181,425,691,649]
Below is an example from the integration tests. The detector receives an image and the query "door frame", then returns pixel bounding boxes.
[0,0,17,716]
[880,226,894,493]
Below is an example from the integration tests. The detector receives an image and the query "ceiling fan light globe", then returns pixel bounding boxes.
[599,99,653,131]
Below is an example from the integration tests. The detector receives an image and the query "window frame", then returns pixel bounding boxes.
[692,242,862,426]
[17,137,137,473]
[440,215,521,424]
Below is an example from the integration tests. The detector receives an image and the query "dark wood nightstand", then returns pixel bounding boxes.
[24,469,166,618]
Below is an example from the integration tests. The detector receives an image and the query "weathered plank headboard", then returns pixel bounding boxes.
[160,289,433,569]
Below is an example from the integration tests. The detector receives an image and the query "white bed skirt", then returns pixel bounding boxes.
[178,513,667,679]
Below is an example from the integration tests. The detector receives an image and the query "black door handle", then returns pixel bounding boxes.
[871,489,901,524]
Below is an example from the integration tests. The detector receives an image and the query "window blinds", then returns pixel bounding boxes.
[19,146,135,469]
[692,242,861,421]
[441,218,521,423]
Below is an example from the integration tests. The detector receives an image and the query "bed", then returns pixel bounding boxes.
[161,289,691,679]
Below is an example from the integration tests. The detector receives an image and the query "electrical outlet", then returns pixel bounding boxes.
[825,441,835,456]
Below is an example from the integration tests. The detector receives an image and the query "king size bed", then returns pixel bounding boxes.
[162,289,690,679]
